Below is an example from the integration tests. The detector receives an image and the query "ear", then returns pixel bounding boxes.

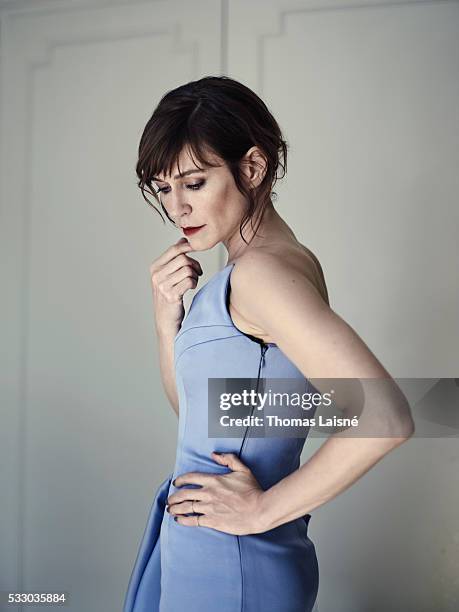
[240,146,268,189]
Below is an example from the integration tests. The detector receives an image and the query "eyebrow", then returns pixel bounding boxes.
[152,168,206,182]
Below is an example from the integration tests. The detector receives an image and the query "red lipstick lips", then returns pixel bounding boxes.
[182,225,206,237]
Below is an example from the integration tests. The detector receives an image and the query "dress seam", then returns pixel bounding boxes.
[175,323,237,342]
[174,334,242,367]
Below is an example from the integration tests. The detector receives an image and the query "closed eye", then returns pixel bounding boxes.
[156,180,205,194]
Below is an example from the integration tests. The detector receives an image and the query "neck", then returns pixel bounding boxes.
[225,200,298,263]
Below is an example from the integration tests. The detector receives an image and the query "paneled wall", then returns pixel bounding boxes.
[1,1,458,611]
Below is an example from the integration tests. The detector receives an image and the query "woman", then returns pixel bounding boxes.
[123,76,414,612]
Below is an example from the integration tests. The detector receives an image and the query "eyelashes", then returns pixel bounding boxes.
[156,180,205,195]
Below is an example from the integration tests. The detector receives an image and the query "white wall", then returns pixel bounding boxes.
[1,1,458,611]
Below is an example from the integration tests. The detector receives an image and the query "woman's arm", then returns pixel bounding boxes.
[230,250,415,532]
[156,326,180,417]
[149,238,203,418]
[258,429,410,531]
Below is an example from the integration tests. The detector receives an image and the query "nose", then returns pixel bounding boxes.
[160,192,191,225]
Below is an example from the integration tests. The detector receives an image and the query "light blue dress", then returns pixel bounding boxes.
[123,262,319,611]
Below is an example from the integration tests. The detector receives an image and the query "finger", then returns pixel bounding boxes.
[168,500,195,515]
[174,472,217,488]
[167,487,208,506]
[166,252,203,277]
[161,260,200,290]
[174,511,212,528]
[157,253,202,285]
[188,256,203,275]
[168,500,204,516]
[150,239,194,273]
[174,515,203,527]
[163,237,195,263]
[152,262,200,305]
[211,451,250,473]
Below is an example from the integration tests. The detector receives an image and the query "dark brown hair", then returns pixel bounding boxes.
[136,75,288,244]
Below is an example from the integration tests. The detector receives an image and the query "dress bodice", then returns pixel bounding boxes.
[173,262,315,491]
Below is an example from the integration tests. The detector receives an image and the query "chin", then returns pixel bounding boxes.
[195,240,214,251]
[198,239,220,251]
[192,237,218,251]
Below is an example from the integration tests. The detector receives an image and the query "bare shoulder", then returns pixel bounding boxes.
[228,245,330,344]
[232,244,329,307]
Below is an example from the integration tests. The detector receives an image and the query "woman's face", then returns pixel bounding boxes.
[151,146,260,252]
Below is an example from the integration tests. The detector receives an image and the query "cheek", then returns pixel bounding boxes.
[201,182,243,224]
[202,188,228,218]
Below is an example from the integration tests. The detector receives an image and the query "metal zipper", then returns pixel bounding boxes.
[237,342,269,459]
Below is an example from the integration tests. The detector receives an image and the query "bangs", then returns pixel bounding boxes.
[137,125,222,217]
